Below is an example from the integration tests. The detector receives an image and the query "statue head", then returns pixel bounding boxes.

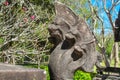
[48,1,98,80]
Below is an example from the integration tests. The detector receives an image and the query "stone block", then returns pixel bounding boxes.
[0,63,46,80]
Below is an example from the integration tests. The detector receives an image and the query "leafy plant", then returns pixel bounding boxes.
[40,65,50,80]
[74,70,92,80]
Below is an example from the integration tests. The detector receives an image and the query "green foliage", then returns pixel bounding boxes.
[40,65,50,80]
[40,66,94,80]
[29,0,54,13]
[0,0,53,64]
[23,64,94,80]
[60,0,90,19]
[74,70,92,80]
[97,34,114,57]
[105,35,114,57]
[0,38,4,44]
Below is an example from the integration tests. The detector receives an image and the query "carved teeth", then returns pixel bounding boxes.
[74,46,82,52]
[48,24,58,31]
[65,33,74,39]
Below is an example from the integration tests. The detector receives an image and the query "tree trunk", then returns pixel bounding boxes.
[114,42,119,67]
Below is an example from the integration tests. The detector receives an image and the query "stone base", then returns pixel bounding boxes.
[0,63,46,80]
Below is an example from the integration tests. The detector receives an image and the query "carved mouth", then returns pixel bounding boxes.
[48,32,62,45]
[65,33,76,46]
[71,49,83,61]
[61,34,75,49]
[65,33,75,40]
[48,25,63,45]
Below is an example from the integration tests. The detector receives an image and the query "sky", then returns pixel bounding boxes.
[67,0,120,34]
[91,0,120,34]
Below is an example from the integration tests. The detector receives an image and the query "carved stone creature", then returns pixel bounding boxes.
[48,1,98,80]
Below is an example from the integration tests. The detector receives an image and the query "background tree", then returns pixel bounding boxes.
[97,0,120,67]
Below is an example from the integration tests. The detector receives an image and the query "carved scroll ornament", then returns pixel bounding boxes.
[48,1,98,80]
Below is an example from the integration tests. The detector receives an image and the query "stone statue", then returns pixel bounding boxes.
[48,1,98,80]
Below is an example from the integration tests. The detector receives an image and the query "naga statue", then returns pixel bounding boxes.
[48,1,99,80]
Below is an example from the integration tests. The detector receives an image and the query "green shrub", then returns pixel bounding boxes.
[40,65,50,80]
[40,65,94,80]
[40,65,93,80]
[74,70,92,80]
[22,64,95,80]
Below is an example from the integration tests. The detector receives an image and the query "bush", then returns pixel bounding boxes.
[40,65,93,80]
[74,70,92,80]
[40,65,50,80]
[23,64,94,80]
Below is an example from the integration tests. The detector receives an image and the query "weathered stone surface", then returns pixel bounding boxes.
[48,1,100,80]
[0,63,46,80]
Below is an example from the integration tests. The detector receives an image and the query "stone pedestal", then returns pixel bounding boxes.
[0,63,46,80]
